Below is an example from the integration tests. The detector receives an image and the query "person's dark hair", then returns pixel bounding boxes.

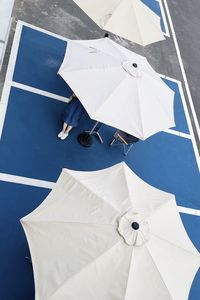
[104,33,109,38]
[132,63,138,68]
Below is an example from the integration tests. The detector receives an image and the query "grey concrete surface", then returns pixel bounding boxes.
[0,0,199,152]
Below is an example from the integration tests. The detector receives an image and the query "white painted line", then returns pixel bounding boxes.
[163,0,200,143]
[1,171,199,217]
[12,81,70,103]
[177,80,200,171]
[158,73,181,84]
[0,172,55,189]
[164,128,191,139]
[178,206,200,217]
[17,20,69,42]
[159,73,200,171]
[0,22,22,140]
[157,0,170,37]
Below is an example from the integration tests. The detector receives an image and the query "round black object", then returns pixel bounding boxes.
[132,63,138,68]
[131,222,139,230]
[104,33,109,38]
[77,133,93,147]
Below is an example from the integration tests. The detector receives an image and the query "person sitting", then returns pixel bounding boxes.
[58,92,86,140]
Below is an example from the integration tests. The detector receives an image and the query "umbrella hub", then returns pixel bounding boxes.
[122,61,143,77]
[118,212,150,246]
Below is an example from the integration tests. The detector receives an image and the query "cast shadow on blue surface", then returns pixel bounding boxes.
[0,87,199,210]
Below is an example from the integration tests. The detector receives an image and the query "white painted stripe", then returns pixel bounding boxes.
[0,22,22,140]
[164,128,191,139]
[163,0,200,142]
[157,0,170,37]
[1,171,199,217]
[177,80,200,171]
[158,73,181,84]
[17,20,69,42]
[0,172,55,189]
[12,81,70,103]
[159,73,200,171]
[178,206,200,217]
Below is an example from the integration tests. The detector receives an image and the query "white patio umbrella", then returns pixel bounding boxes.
[72,0,165,45]
[21,163,200,300]
[58,38,175,140]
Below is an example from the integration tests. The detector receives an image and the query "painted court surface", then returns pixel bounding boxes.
[0,3,200,299]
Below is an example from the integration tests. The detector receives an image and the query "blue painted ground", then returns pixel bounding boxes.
[0,23,199,299]
[0,181,50,300]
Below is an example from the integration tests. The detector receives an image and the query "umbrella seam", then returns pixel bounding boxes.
[130,0,146,46]
[101,0,124,29]
[24,220,116,226]
[144,245,174,300]
[150,232,200,258]
[131,0,164,46]
[47,240,123,300]
[63,171,121,214]
[143,74,175,127]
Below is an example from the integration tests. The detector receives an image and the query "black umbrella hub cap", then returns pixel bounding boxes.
[122,61,144,77]
[118,212,150,246]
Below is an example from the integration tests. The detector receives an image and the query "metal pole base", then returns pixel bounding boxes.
[77,133,93,147]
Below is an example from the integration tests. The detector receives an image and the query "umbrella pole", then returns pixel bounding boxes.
[77,122,103,147]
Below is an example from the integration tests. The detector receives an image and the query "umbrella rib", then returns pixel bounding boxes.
[130,0,146,46]
[131,0,164,46]
[145,196,174,220]
[47,240,122,300]
[90,74,128,119]
[144,245,174,300]
[65,171,121,214]
[123,247,135,300]
[148,77,175,120]
[26,220,116,226]
[151,232,200,258]
[133,79,145,139]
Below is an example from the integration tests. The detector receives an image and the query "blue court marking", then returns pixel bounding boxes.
[0,23,200,299]
[0,181,50,300]
[142,0,167,34]
[0,87,199,210]
[13,26,70,97]
[163,78,189,134]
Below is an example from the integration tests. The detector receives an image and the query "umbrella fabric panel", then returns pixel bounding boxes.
[123,163,173,214]
[22,170,119,225]
[49,241,133,300]
[21,221,120,300]
[147,198,200,255]
[73,0,120,28]
[125,246,172,300]
[146,235,200,300]
[104,0,165,46]
[66,163,172,215]
[72,0,165,45]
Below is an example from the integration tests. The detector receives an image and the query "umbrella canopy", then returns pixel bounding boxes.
[21,163,200,300]
[72,0,165,45]
[58,38,175,140]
